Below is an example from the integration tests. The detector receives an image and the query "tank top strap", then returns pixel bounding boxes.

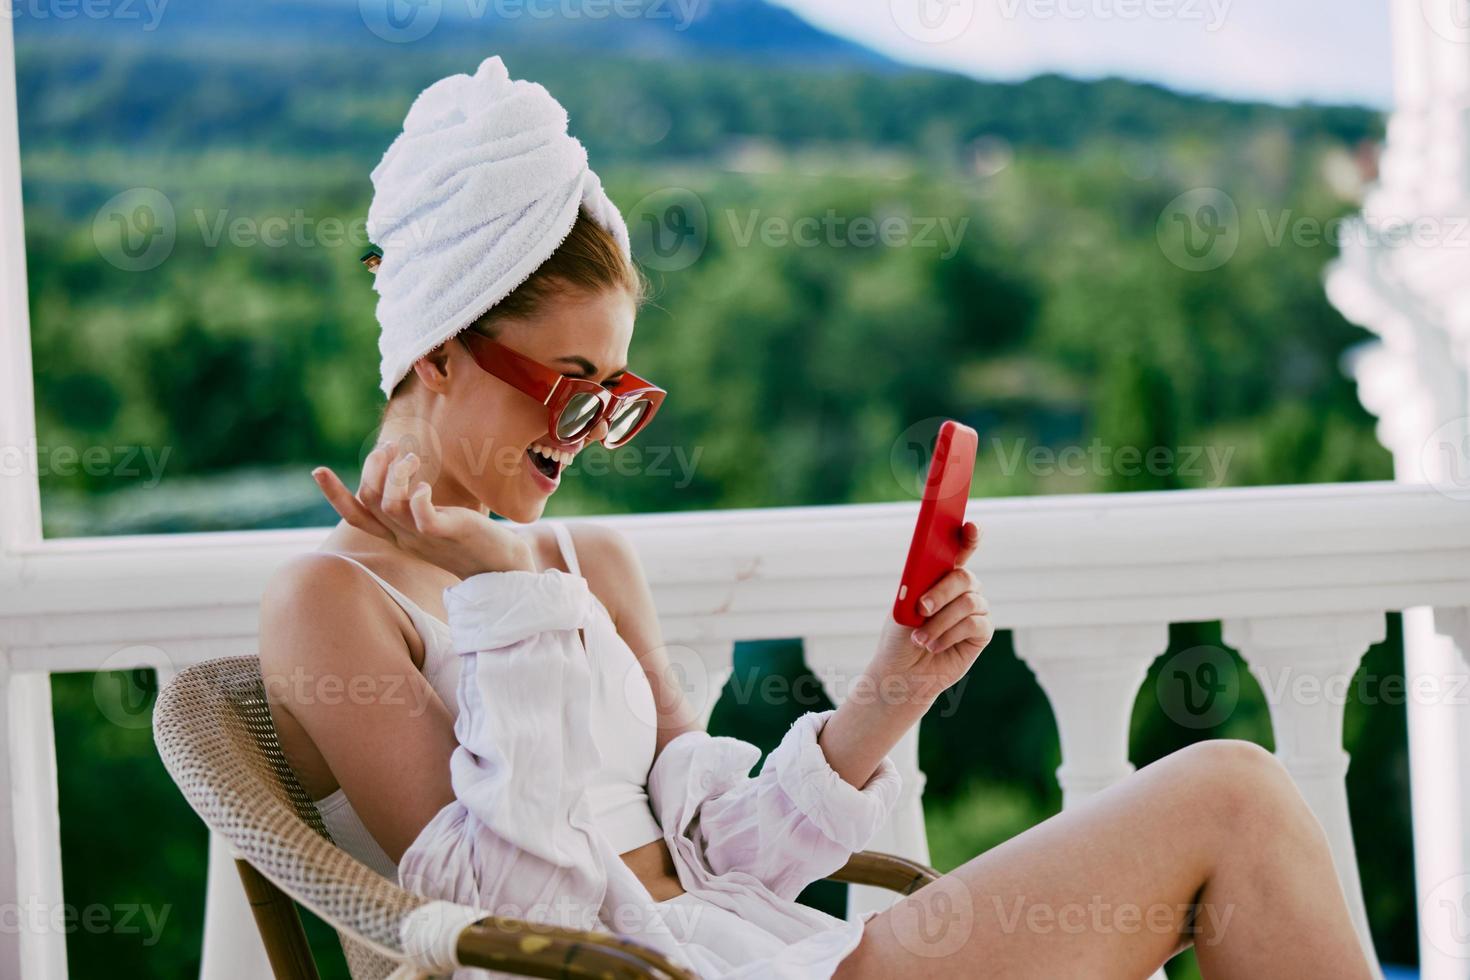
[325,553,448,633]
[549,521,582,577]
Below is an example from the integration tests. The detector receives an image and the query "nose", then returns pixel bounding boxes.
[587,417,611,446]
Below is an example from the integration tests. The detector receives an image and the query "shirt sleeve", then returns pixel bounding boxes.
[646,709,903,902]
[395,568,611,929]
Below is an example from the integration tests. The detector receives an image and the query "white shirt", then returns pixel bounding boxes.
[399,566,904,979]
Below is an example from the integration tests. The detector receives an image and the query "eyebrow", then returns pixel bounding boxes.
[554,355,627,381]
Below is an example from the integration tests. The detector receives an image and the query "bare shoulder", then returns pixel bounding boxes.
[562,522,650,629]
[258,552,412,673]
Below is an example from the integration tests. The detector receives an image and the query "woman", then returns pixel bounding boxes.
[259,57,1374,979]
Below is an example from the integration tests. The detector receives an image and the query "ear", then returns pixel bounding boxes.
[410,343,454,393]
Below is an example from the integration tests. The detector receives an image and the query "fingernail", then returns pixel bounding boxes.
[912,630,927,645]
[920,597,933,614]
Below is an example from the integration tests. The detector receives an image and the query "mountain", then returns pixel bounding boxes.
[11,0,897,68]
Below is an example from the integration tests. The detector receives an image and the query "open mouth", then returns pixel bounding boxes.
[525,441,569,482]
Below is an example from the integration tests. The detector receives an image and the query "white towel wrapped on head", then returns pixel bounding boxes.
[366,55,631,398]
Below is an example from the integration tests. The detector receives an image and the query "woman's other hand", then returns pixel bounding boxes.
[311,441,536,579]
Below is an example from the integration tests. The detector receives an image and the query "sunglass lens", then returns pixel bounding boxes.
[557,392,603,440]
[604,399,650,446]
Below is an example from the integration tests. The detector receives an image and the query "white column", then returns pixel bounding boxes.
[0,666,68,978]
[804,632,927,920]
[197,835,271,980]
[1222,612,1385,978]
[1011,623,1167,807]
[1410,607,1470,971]
[1012,624,1168,980]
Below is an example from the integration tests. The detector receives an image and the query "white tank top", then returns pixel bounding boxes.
[312,521,663,881]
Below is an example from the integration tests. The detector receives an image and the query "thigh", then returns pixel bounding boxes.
[833,746,1234,980]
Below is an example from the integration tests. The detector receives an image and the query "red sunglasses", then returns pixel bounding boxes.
[362,248,664,450]
[457,330,666,450]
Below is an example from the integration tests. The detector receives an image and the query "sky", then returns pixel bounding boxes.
[773,0,1397,109]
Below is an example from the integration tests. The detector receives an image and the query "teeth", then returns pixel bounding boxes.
[530,443,572,466]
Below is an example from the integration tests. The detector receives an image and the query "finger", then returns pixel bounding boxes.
[954,521,983,567]
[380,452,420,525]
[917,566,982,618]
[928,612,994,657]
[407,481,443,535]
[914,589,987,650]
[312,467,392,540]
[357,443,394,515]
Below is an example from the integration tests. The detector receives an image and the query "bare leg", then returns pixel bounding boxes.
[834,740,1374,980]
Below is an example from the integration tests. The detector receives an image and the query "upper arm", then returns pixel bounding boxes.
[572,523,703,753]
[258,553,460,863]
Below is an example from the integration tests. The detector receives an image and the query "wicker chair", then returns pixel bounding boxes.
[153,656,941,979]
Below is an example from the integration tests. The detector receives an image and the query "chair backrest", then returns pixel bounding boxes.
[152,656,416,980]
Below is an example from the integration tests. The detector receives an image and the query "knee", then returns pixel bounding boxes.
[1172,739,1315,837]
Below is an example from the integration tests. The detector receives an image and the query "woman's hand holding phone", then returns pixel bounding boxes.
[868,521,992,706]
[311,441,537,580]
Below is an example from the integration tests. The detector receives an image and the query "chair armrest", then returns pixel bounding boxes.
[456,915,698,980]
[825,849,941,895]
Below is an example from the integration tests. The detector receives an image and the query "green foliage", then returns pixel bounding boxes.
[23,29,1413,976]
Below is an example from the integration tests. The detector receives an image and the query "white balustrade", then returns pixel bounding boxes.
[4,483,1470,977]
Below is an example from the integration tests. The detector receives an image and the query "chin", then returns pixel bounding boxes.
[492,493,547,526]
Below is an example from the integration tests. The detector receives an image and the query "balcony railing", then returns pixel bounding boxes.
[2,479,1467,978]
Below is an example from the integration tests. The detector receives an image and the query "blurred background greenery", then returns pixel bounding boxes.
[16,0,1410,976]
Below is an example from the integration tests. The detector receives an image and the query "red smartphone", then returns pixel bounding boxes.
[892,420,978,627]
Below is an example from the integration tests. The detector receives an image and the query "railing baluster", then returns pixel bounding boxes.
[1,665,68,978]
[1012,624,1168,807]
[804,632,928,921]
[1223,612,1385,979]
